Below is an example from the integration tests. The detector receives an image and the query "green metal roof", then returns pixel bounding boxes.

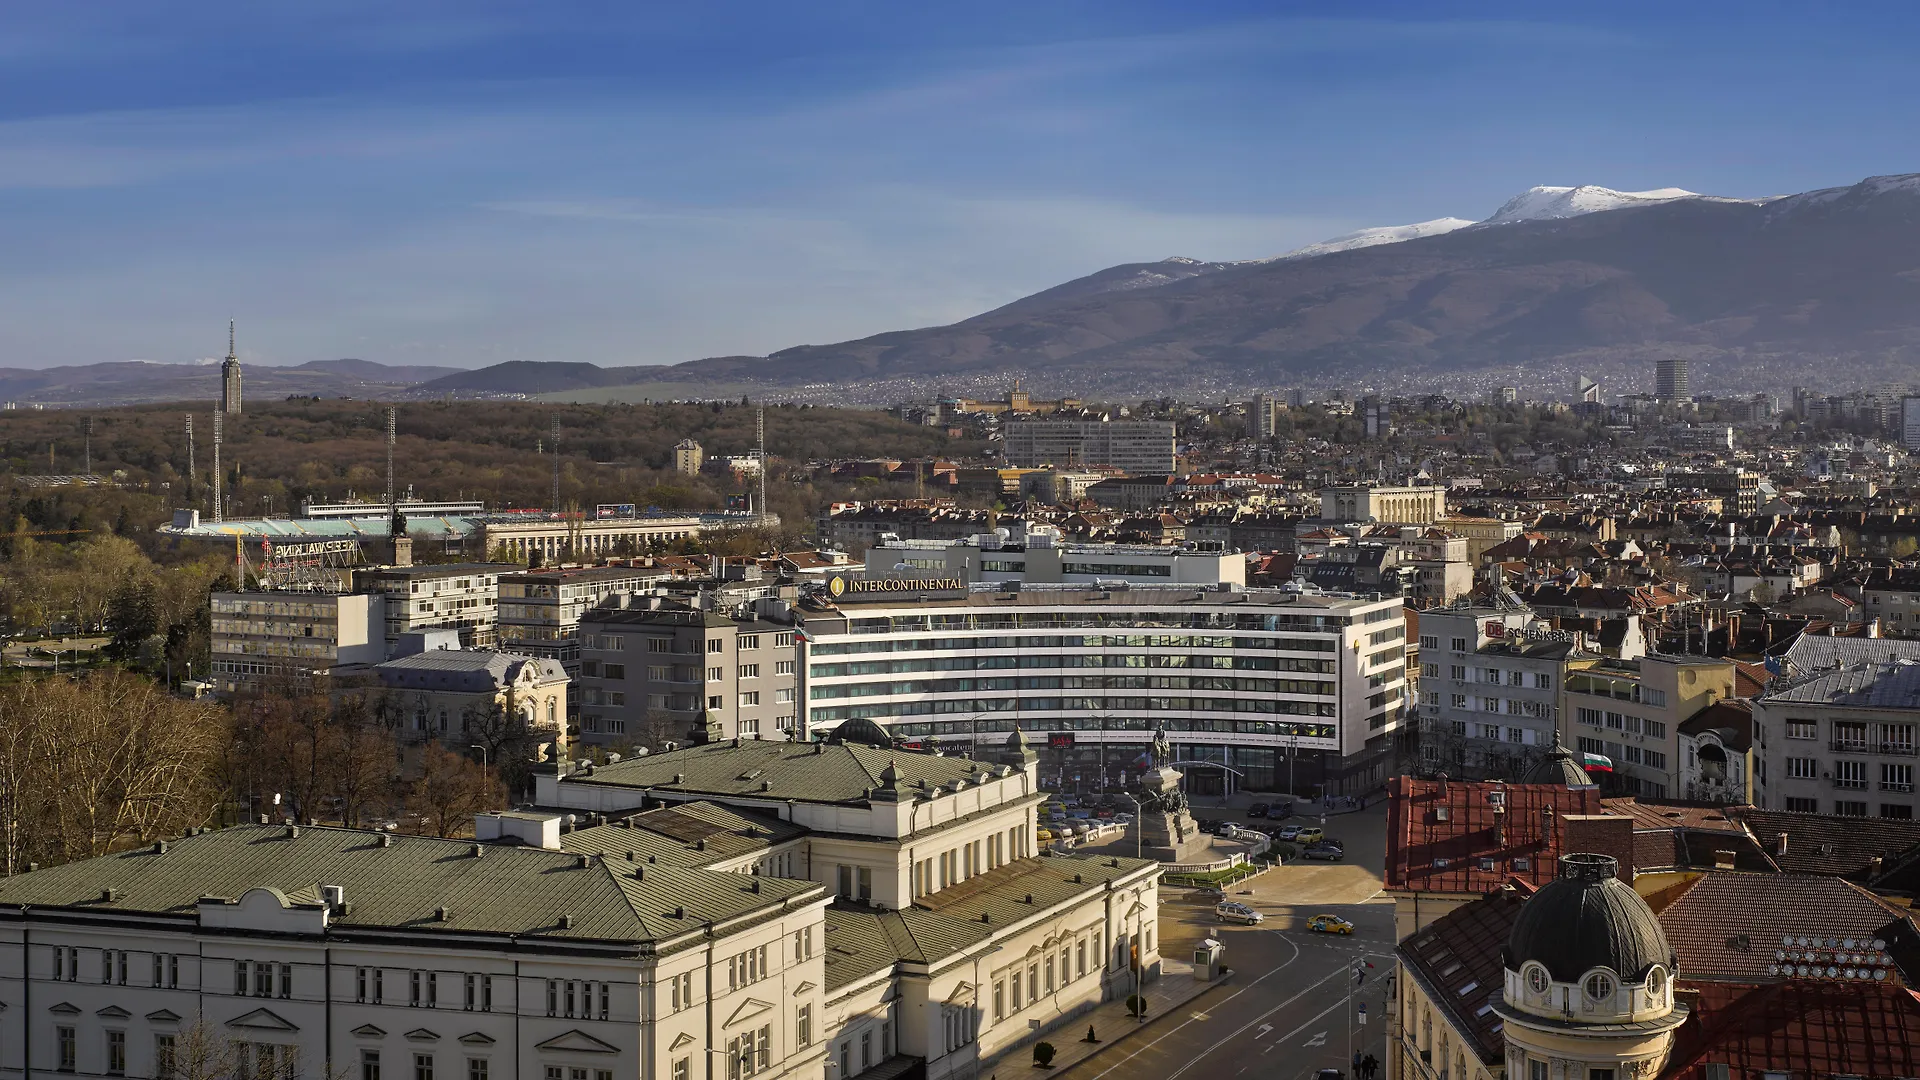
[0,823,821,947]
[568,741,1012,807]
[558,801,807,868]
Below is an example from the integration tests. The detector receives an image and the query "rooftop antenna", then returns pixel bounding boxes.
[212,408,224,523]
[551,416,562,514]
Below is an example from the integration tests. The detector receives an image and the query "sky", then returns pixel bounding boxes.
[4,1,1919,371]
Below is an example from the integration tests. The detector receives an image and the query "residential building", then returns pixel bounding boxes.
[673,438,704,476]
[1754,661,1920,819]
[497,564,676,669]
[209,591,384,694]
[535,730,1164,1080]
[1319,483,1448,525]
[798,582,1408,797]
[1903,396,1920,451]
[862,528,1245,588]
[576,600,800,747]
[1563,654,1735,800]
[353,563,512,651]
[1001,419,1177,475]
[1252,393,1286,439]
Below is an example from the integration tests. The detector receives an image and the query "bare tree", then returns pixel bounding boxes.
[407,745,504,837]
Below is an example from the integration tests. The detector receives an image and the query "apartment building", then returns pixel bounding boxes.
[352,563,512,651]
[576,601,800,747]
[1562,654,1735,800]
[797,581,1407,797]
[1755,661,1920,819]
[1000,419,1177,475]
[536,730,1162,1080]
[497,564,675,668]
[209,591,384,694]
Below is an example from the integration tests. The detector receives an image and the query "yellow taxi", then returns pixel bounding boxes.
[1306,914,1354,935]
[1036,827,1055,844]
[1294,826,1324,844]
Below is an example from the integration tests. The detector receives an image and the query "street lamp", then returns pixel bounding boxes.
[470,744,490,767]
[1127,900,1148,1021]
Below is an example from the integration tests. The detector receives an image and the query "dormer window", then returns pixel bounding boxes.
[1584,972,1614,1004]
[1524,965,1549,995]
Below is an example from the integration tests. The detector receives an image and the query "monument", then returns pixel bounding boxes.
[1129,724,1211,862]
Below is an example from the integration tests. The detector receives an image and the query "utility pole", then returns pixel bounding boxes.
[83,416,93,476]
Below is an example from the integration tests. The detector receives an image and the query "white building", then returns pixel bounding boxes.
[209,591,384,694]
[797,582,1407,797]
[1753,661,1920,819]
[1414,605,1592,781]
[862,528,1245,588]
[1000,420,1176,475]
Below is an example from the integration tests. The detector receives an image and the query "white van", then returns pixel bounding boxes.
[1215,901,1263,925]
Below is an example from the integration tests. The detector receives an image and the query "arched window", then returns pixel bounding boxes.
[1584,971,1614,1004]
[1524,964,1549,996]
[437,709,448,733]
[548,699,558,728]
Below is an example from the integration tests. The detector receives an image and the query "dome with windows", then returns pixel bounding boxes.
[1502,853,1677,1027]
[1522,731,1597,789]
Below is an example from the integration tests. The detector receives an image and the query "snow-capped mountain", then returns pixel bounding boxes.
[1266,218,1477,261]
[1481,185,1711,224]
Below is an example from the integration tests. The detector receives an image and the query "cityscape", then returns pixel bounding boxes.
[6,6,1920,1080]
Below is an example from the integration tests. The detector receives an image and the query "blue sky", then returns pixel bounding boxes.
[3,1,1918,370]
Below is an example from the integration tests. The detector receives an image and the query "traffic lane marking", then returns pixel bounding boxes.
[1084,934,1304,1080]
[1162,963,1353,1080]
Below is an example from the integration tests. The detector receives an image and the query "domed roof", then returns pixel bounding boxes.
[1506,854,1673,983]
[1523,731,1597,789]
[827,718,894,749]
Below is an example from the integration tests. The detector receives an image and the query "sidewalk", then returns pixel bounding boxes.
[987,958,1224,1076]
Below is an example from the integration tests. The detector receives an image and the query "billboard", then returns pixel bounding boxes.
[596,503,636,519]
[1047,732,1076,750]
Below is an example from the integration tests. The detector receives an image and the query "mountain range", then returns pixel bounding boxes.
[7,173,1920,406]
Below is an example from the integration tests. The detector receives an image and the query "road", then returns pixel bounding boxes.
[1062,802,1395,1080]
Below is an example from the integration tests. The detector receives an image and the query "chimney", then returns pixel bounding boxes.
[1869,856,1884,878]
[1776,832,1788,857]
[1563,815,1635,881]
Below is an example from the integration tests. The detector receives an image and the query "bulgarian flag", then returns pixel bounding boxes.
[1581,752,1614,773]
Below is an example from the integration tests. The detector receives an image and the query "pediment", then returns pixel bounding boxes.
[724,997,774,1027]
[535,1030,621,1054]
[792,981,817,996]
[459,1032,497,1046]
[669,1033,697,1051]
[97,1006,131,1019]
[945,981,976,1004]
[405,1029,440,1042]
[147,1010,182,1024]
[352,1025,388,1039]
[227,1008,298,1032]
[49,1002,80,1015]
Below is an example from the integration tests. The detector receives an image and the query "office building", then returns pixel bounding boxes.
[1001,420,1176,475]
[1903,396,1920,451]
[797,582,1408,797]
[353,563,513,652]
[209,592,384,694]
[1655,356,1690,401]
[1413,606,1589,780]
[576,601,800,746]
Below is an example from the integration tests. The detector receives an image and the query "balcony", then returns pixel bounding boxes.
[1832,776,1869,790]
[1881,743,1918,757]
[1830,741,1871,753]
[1882,782,1915,794]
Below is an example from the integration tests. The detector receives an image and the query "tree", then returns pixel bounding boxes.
[407,745,505,837]
[105,577,159,660]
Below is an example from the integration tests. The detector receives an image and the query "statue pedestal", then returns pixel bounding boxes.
[1129,764,1213,863]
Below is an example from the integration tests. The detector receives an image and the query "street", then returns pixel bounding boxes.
[1061,801,1394,1080]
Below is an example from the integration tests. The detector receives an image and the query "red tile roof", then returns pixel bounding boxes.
[1385,775,1604,894]
[1657,873,1915,984]
[1397,885,1532,1066]
[1662,980,1920,1079]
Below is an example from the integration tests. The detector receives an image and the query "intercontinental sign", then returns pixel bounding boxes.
[826,574,966,597]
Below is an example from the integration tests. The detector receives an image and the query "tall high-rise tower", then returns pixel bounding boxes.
[220,320,243,415]
[1655,356,1689,402]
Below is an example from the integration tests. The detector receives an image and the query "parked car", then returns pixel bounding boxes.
[1247,802,1269,818]
[1215,901,1264,925]
[1275,825,1302,842]
[1217,821,1245,836]
[1275,801,1295,819]
[1095,807,1115,819]
[1294,826,1324,844]
[1302,843,1345,861]
[1306,914,1354,935]
[1035,828,1055,843]
[1113,813,1134,825]
[1198,819,1222,835]
[1320,837,1345,851]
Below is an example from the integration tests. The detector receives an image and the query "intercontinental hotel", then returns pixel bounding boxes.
[797,563,1410,797]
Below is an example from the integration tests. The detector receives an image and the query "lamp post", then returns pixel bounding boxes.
[1127,900,1148,1021]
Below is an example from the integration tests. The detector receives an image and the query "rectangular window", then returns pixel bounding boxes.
[673,1060,690,1080]
[708,695,724,710]
[1451,638,1468,652]
[1534,673,1552,690]
[546,979,559,1017]
[740,691,760,706]
[107,1030,126,1076]
[1836,800,1869,817]
[1785,720,1817,740]
[1836,760,1869,789]
[739,664,759,678]
[362,1049,381,1080]
[280,963,293,999]
[465,973,477,1011]
[1786,757,1818,779]
[415,1054,435,1080]
[1786,796,1819,813]
[58,1026,76,1072]
[1883,763,1915,792]
[797,1004,813,1047]
[775,661,795,675]
[709,638,725,653]
[411,970,423,1006]
[156,1036,179,1080]
[468,1059,489,1080]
